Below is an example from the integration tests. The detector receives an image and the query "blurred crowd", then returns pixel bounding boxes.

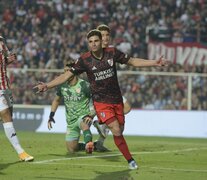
[0,0,207,110]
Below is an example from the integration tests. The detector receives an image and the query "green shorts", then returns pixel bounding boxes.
[65,116,84,142]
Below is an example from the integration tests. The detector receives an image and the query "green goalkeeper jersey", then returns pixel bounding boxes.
[56,78,95,125]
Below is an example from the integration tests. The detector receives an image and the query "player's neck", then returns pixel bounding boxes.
[68,76,78,86]
[92,49,103,60]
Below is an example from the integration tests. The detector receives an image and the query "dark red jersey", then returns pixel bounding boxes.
[71,47,130,104]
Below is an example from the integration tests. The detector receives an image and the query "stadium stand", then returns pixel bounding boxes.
[0,0,206,110]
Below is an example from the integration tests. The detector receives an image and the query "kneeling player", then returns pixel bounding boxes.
[47,61,95,153]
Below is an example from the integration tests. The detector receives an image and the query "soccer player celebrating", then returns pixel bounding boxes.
[93,24,132,151]
[0,36,34,162]
[47,61,95,153]
[34,29,169,170]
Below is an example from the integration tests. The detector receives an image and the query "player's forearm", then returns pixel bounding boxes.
[128,57,157,67]
[51,99,60,113]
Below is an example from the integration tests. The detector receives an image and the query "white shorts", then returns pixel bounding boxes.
[0,89,13,111]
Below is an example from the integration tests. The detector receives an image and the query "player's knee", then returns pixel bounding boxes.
[110,126,122,136]
[66,141,79,153]
[67,146,78,153]
[0,108,12,122]
[68,149,76,154]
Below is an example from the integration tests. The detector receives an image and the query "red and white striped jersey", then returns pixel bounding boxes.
[0,39,10,90]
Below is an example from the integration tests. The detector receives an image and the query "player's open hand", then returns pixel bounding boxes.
[48,117,55,130]
[33,82,48,93]
[7,53,17,63]
[156,55,170,67]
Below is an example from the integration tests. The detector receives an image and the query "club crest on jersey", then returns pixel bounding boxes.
[107,59,113,66]
[92,66,97,70]
[76,88,81,94]
[100,112,106,118]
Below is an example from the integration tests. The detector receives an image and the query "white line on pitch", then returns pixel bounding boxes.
[38,162,127,169]
[32,147,207,164]
[33,162,207,173]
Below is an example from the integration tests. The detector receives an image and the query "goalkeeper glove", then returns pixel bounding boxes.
[82,115,93,127]
[48,112,55,130]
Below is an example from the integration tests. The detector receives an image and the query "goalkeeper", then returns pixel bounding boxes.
[48,60,96,153]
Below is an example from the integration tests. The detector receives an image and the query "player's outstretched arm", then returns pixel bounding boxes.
[127,55,170,67]
[33,71,74,93]
[48,96,61,130]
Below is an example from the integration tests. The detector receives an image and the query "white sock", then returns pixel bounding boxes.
[3,122,24,154]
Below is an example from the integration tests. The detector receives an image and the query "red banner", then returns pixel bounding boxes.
[148,42,207,65]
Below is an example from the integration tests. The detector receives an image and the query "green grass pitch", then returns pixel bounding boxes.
[0,131,207,180]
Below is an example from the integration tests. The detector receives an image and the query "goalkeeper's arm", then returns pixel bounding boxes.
[48,96,61,130]
[82,99,96,127]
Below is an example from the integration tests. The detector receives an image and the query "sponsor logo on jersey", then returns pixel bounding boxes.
[94,68,114,81]
[107,59,113,66]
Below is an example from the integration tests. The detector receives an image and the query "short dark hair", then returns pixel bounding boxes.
[97,24,110,33]
[87,29,102,40]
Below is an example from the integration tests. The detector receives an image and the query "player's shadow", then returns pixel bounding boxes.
[95,153,122,163]
[94,169,135,180]
[0,161,20,175]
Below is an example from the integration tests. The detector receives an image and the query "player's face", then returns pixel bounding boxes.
[88,35,102,52]
[64,66,75,83]
[100,30,110,48]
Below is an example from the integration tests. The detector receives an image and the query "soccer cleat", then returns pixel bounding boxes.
[85,142,94,154]
[93,120,109,138]
[19,152,34,162]
[128,160,138,170]
[94,140,110,152]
